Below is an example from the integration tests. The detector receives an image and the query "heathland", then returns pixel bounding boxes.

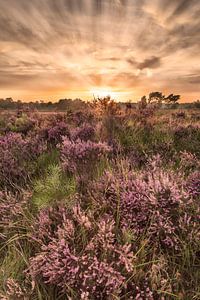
[0,97,200,299]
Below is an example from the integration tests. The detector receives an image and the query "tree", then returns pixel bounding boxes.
[164,94,180,104]
[148,92,164,104]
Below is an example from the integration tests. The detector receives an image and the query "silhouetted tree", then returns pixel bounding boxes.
[148,92,164,104]
[165,94,180,104]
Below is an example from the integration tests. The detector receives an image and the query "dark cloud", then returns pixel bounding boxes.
[126,58,137,66]
[127,56,161,69]
[171,0,199,17]
[99,57,121,62]
[138,56,161,69]
[184,74,200,85]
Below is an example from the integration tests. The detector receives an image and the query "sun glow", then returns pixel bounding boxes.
[90,88,118,100]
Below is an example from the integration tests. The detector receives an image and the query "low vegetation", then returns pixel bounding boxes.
[0,96,199,299]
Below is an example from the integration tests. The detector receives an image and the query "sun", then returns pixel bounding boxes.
[90,88,118,100]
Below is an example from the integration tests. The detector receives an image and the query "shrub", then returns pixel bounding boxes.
[71,123,95,142]
[180,151,200,173]
[0,191,29,228]
[0,113,37,135]
[59,138,111,183]
[39,121,70,146]
[27,204,151,299]
[90,157,197,251]
[173,124,200,156]
[186,171,200,200]
[0,133,46,188]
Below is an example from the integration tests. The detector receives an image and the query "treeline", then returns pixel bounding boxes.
[0,95,199,111]
[0,98,88,111]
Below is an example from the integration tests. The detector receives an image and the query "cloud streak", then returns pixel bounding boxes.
[0,0,199,101]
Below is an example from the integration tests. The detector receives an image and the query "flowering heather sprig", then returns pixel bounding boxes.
[59,138,111,180]
[180,151,200,172]
[3,278,26,299]
[186,171,200,200]
[67,111,94,127]
[0,277,33,300]
[39,121,70,146]
[134,284,155,300]
[0,133,46,187]
[71,123,95,142]
[0,191,24,225]
[146,154,163,171]
[47,121,70,144]
[28,205,135,299]
[0,191,30,245]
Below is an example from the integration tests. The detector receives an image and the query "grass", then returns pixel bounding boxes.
[0,108,200,299]
[32,164,76,210]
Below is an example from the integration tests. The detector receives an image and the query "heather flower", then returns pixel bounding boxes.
[134,284,155,300]
[28,205,134,299]
[0,191,24,225]
[39,121,70,146]
[0,133,46,187]
[0,278,33,300]
[180,151,200,172]
[186,171,200,200]
[91,162,193,250]
[0,190,30,245]
[59,138,111,184]
[73,204,92,229]
[4,278,26,299]
[71,123,95,142]
[47,121,70,144]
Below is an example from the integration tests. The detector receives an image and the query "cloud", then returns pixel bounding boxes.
[138,56,161,69]
[0,0,199,101]
[127,56,161,69]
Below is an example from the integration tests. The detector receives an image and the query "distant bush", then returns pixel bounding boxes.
[0,113,37,135]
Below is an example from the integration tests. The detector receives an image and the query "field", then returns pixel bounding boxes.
[0,100,200,300]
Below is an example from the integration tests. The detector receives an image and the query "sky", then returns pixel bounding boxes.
[0,0,199,102]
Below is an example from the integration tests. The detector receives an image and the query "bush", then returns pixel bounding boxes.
[27,204,157,299]
[39,121,70,146]
[90,156,199,251]
[59,138,111,184]
[0,133,46,188]
[71,123,95,142]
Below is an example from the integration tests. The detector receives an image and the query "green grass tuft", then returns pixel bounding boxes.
[32,164,76,210]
